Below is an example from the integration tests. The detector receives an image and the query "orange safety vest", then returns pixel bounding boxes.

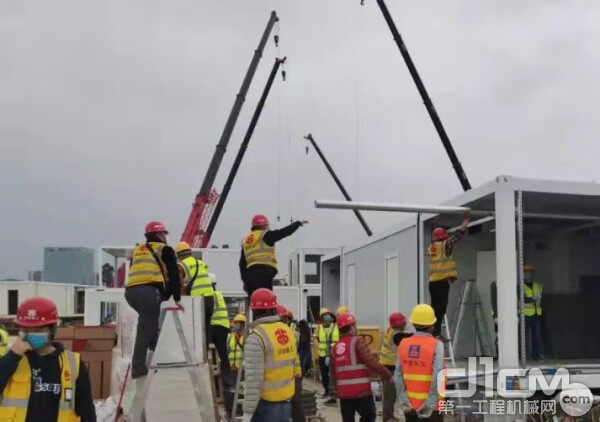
[398,335,445,411]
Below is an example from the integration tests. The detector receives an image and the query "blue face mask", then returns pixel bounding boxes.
[232,325,241,333]
[25,333,49,350]
[323,315,333,323]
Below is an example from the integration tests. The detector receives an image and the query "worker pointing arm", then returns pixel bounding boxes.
[239,215,308,297]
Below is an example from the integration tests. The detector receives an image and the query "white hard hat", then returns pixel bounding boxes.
[209,273,217,284]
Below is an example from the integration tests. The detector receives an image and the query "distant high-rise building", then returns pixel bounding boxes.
[43,247,96,285]
[27,270,42,281]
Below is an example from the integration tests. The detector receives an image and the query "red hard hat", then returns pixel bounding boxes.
[432,227,448,241]
[286,309,294,319]
[276,304,288,317]
[389,312,407,329]
[15,297,59,327]
[145,221,168,234]
[337,312,357,329]
[251,214,269,227]
[250,288,277,310]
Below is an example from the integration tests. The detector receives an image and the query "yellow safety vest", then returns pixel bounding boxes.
[317,324,339,358]
[252,321,297,401]
[380,327,402,366]
[227,333,244,371]
[0,350,81,422]
[127,242,166,287]
[180,256,214,297]
[0,329,8,357]
[242,230,277,269]
[210,291,230,329]
[524,282,542,317]
[429,240,458,282]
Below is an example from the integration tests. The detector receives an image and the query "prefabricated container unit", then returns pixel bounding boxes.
[0,281,87,316]
[331,176,600,387]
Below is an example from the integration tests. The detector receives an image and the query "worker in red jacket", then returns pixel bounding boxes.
[331,312,393,422]
[239,215,307,297]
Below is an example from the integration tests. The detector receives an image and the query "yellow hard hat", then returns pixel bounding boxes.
[409,304,436,326]
[174,241,191,254]
[524,264,534,272]
[319,307,332,317]
[337,305,350,315]
[233,314,246,323]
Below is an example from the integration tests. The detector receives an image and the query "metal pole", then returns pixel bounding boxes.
[304,134,372,236]
[374,0,471,191]
[205,57,286,241]
[517,191,526,367]
[197,11,278,198]
[315,199,473,215]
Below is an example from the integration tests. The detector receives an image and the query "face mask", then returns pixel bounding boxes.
[25,333,49,350]
[232,325,241,333]
[323,315,333,323]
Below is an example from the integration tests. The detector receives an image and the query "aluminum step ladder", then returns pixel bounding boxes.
[128,305,218,422]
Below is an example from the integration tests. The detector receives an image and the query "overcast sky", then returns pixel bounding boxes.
[2,0,600,279]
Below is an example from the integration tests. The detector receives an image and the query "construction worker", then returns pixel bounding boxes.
[125,221,181,379]
[523,264,543,360]
[0,325,9,356]
[225,313,246,418]
[332,312,393,422]
[0,297,96,421]
[380,312,412,422]
[317,308,339,399]
[239,215,308,297]
[428,211,470,337]
[242,288,298,421]
[395,304,445,422]
[210,278,231,378]
[286,309,297,333]
[336,305,350,316]
[277,306,305,422]
[175,241,214,342]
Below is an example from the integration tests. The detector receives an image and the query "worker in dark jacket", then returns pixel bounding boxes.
[0,297,96,421]
[332,312,393,422]
[239,215,307,296]
[125,221,182,380]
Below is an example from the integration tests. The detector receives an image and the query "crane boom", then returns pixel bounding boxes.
[373,0,471,191]
[181,11,279,247]
[205,58,287,242]
[304,134,372,236]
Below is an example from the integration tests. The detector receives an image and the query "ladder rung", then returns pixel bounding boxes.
[150,362,200,370]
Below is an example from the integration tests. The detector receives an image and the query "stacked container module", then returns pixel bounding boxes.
[55,325,117,399]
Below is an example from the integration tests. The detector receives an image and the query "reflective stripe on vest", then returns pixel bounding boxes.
[127,242,166,287]
[182,257,214,297]
[428,241,458,282]
[0,350,80,421]
[333,336,371,398]
[227,333,244,370]
[524,282,542,317]
[210,291,230,329]
[399,335,444,411]
[252,322,296,401]
[318,324,339,358]
[242,230,278,269]
[379,327,401,366]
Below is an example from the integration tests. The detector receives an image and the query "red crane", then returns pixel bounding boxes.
[181,12,279,247]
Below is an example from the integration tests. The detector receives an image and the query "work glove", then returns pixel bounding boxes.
[242,413,253,422]
[418,407,433,418]
[401,403,413,414]
[325,357,330,367]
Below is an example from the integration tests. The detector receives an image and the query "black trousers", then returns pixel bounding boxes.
[291,376,306,422]
[125,284,162,379]
[404,411,443,422]
[203,295,214,346]
[211,325,231,387]
[340,396,376,422]
[429,280,450,336]
[318,357,330,395]
[243,265,278,298]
